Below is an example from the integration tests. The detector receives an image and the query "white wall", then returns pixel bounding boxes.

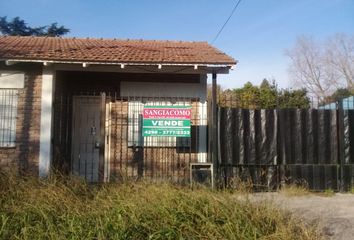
[120,75,207,102]
[39,67,55,177]
[0,71,25,88]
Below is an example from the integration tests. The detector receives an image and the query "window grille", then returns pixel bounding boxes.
[0,89,18,147]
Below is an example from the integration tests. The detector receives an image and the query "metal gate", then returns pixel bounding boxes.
[53,94,208,183]
[71,96,103,182]
[107,96,207,182]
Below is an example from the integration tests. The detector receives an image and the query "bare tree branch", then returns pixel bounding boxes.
[324,33,354,90]
[285,34,354,100]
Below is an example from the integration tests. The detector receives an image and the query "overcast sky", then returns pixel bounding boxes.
[1,0,353,89]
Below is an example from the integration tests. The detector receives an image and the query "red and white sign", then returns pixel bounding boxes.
[143,107,191,119]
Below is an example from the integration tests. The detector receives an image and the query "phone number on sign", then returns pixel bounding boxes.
[162,130,190,135]
[143,130,190,135]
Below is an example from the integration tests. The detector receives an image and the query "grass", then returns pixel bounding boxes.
[0,171,321,240]
[320,188,335,197]
[280,184,310,197]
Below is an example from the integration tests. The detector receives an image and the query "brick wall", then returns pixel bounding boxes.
[0,63,42,175]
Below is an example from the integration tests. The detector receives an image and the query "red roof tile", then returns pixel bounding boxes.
[0,36,236,65]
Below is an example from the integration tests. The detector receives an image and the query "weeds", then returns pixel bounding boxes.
[223,176,254,194]
[0,171,321,239]
[280,184,310,197]
[321,188,335,197]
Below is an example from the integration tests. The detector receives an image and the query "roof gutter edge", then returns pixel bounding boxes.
[0,58,236,68]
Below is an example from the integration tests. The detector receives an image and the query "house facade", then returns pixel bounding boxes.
[0,36,236,182]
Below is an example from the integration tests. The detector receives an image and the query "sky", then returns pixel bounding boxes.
[0,0,353,90]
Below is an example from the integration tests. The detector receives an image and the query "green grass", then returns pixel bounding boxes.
[320,188,335,197]
[0,171,321,240]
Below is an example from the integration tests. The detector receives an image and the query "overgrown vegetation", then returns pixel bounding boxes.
[0,172,321,239]
[209,79,311,109]
[321,188,335,197]
[280,184,310,197]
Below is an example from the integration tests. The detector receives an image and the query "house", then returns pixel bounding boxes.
[0,36,236,182]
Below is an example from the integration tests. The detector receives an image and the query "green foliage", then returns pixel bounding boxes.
[322,188,335,197]
[323,88,354,104]
[217,79,310,109]
[259,79,278,108]
[0,16,69,37]
[277,88,310,108]
[0,172,321,240]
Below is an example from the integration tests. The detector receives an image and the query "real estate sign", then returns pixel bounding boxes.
[142,105,191,137]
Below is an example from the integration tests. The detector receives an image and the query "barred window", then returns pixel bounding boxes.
[128,101,144,147]
[0,89,18,147]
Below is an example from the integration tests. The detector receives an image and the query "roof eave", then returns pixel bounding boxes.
[1,58,236,73]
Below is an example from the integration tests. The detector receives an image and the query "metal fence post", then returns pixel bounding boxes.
[211,73,218,185]
[337,99,345,192]
[99,92,106,182]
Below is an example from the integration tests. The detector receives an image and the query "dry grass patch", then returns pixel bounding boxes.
[0,171,322,240]
[280,184,311,197]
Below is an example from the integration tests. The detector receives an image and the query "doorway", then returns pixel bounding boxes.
[71,96,104,182]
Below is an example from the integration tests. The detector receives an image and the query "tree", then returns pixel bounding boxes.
[286,34,354,100]
[277,88,310,108]
[285,36,334,100]
[324,34,354,90]
[233,82,261,108]
[215,79,310,109]
[259,79,277,108]
[323,88,354,103]
[0,16,69,37]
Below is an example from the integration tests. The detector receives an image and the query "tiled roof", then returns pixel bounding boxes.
[0,36,236,65]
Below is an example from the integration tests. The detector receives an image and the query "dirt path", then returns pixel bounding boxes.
[249,193,354,240]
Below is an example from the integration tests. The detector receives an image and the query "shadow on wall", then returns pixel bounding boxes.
[18,67,41,174]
